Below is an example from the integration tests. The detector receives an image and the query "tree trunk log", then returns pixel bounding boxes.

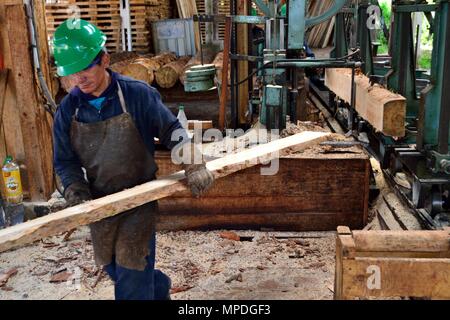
[155,56,190,88]
[122,52,176,84]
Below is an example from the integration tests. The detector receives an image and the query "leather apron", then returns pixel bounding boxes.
[70,83,158,270]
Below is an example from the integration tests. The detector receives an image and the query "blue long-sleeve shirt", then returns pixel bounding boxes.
[53,70,187,189]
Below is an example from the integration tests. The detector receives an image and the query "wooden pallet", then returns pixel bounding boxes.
[195,0,230,43]
[45,0,151,53]
[307,0,335,48]
[335,226,450,300]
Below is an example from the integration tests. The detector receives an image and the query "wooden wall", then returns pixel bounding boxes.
[0,1,55,201]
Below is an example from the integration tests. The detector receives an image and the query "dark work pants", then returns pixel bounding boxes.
[104,232,171,300]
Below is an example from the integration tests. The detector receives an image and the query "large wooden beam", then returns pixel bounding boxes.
[154,151,370,231]
[0,131,331,253]
[325,68,406,137]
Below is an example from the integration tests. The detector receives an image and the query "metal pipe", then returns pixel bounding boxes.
[349,66,356,132]
[26,0,57,115]
[273,61,362,69]
[290,68,298,122]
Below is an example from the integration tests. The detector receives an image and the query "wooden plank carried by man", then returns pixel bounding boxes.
[0,131,331,253]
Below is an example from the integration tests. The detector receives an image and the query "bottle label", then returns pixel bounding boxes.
[2,169,23,201]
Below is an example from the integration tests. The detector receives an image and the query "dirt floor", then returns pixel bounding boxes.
[0,228,335,300]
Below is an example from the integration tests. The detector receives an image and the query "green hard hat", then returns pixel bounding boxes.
[52,19,107,76]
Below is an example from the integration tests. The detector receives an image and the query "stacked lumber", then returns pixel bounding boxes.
[176,0,197,19]
[155,56,191,88]
[195,0,230,42]
[144,0,172,21]
[144,0,173,51]
[325,68,406,137]
[45,0,150,53]
[306,0,335,48]
[175,0,201,49]
[128,0,151,52]
[180,47,216,84]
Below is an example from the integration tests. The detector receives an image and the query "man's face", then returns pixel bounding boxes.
[69,53,110,94]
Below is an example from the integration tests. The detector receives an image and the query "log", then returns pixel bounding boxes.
[122,52,176,84]
[0,131,330,253]
[180,48,216,84]
[325,68,406,137]
[110,53,155,75]
[109,51,140,65]
[109,57,139,74]
[155,56,190,88]
[212,51,230,86]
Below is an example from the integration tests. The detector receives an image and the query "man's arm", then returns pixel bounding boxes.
[144,87,214,196]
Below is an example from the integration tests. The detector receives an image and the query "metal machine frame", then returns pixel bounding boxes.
[326,0,450,227]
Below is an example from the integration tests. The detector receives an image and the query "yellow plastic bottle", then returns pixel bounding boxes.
[2,156,23,204]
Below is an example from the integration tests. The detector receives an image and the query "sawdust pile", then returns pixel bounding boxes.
[281,120,329,137]
[0,228,336,300]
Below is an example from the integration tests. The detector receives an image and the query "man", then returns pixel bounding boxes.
[52,19,214,300]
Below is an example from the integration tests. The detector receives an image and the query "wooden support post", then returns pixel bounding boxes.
[32,0,58,97]
[1,5,27,199]
[3,4,54,201]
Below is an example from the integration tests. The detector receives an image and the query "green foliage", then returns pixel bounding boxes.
[418,50,432,70]
[375,0,391,54]
[379,1,391,26]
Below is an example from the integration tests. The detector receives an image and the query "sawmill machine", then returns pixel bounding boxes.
[228,0,361,130]
[190,0,361,128]
[323,0,450,227]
